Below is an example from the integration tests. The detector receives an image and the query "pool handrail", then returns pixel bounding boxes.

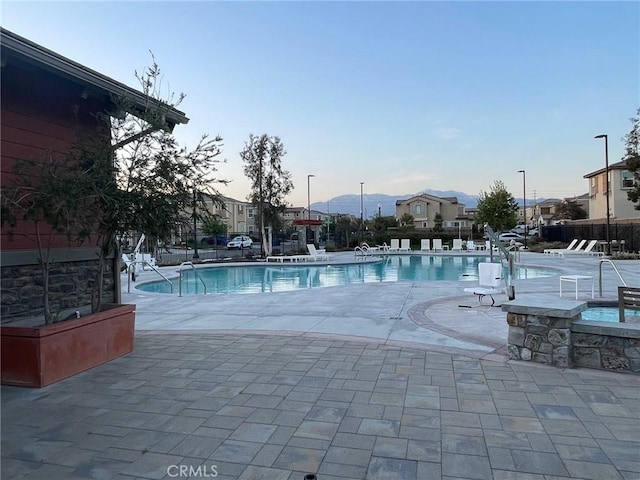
[127,260,173,293]
[179,262,207,296]
[599,259,627,298]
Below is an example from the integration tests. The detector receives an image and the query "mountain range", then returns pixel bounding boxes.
[310,189,535,218]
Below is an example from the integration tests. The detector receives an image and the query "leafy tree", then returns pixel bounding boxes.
[622,108,640,209]
[399,213,415,231]
[433,213,444,233]
[371,215,397,235]
[2,59,228,321]
[201,215,228,243]
[475,180,519,232]
[240,134,293,256]
[555,199,587,220]
[335,214,359,248]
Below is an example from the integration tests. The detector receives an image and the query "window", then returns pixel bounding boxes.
[411,203,425,215]
[237,205,243,214]
[622,171,635,189]
[248,209,254,218]
[421,221,428,228]
[590,177,598,195]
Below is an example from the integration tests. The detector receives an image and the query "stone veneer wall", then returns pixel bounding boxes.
[502,297,640,374]
[1,250,117,322]
[571,321,640,372]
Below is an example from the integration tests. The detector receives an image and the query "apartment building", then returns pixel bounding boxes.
[395,194,471,230]
[584,160,639,220]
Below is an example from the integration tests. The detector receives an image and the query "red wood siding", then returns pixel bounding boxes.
[1,62,111,251]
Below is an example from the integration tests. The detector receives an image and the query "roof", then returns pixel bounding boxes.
[1,28,189,130]
[583,160,629,178]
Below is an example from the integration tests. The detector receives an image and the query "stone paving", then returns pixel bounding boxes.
[2,252,640,479]
[2,331,640,480]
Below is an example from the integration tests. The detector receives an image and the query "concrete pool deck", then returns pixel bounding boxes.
[125,251,640,357]
[2,252,640,479]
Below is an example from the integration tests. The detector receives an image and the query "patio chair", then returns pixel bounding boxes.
[466,240,476,251]
[544,239,579,256]
[420,239,431,251]
[618,286,640,323]
[400,239,411,252]
[432,238,443,251]
[559,240,601,258]
[388,238,400,252]
[463,262,503,306]
[307,244,330,261]
[452,239,463,251]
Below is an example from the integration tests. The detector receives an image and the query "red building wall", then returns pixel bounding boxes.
[1,62,111,250]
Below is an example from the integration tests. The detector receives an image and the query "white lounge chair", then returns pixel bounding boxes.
[420,239,431,251]
[452,239,463,251]
[544,239,579,256]
[464,262,503,306]
[388,239,400,252]
[307,244,330,261]
[400,239,411,252]
[466,240,476,251]
[432,239,443,251]
[547,239,586,257]
[559,240,602,258]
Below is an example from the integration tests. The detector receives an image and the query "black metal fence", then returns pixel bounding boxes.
[543,223,640,253]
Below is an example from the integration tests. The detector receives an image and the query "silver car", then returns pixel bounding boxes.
[226,235,253,249]
[498,232,524,243]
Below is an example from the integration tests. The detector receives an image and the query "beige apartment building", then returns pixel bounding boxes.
[395,194,471,230]
[584,160,639,221]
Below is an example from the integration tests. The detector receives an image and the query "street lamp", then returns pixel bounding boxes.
[594,134,611,255]
[360,182,364,244]
[517,170,527,248]
[307,174,315,244]
[192,188,199,261]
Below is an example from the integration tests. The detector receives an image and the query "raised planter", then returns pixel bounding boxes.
[1,303,135,387]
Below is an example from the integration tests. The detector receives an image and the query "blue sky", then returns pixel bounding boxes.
[2,1,638,208]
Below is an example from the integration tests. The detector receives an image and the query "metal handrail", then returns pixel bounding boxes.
[179,262,207,296]
[484,225,516,299]
[598,259,627,297]
[354,246,367,260]
[127,261,173,293]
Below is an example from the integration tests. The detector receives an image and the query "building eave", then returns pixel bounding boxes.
[1,27,189,130]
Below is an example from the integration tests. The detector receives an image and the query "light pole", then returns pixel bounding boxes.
[360,182,364,244]
[594,134,610,255]
[517,170,527,248]
[307,174,314,244]
[192,188,199,261]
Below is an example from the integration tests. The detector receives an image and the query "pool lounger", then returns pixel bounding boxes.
[266,255,320,263]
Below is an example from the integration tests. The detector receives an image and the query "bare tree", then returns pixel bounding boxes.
[240,134,293,256]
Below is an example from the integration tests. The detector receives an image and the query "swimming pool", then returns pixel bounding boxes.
[581,306,639,323]
[138,256,557,295]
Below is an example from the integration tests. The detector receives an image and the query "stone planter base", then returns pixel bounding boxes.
[1,304,135,387]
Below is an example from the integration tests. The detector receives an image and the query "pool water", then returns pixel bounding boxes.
[138,256,556,295]
[581,307,639,323]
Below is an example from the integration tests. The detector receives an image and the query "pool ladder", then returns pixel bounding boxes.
[126,260,173,293]
[179,262,207,296]
[598,259,627,297]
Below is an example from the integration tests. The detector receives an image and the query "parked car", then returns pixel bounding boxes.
[498,232,524,243]
[528,228,539,236]
[226,235,253,249]
[202,235,228,245]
